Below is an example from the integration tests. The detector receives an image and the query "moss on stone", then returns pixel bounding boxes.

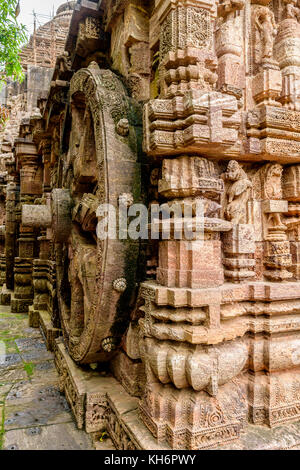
[23,362,35,378]
[0,406,4,450]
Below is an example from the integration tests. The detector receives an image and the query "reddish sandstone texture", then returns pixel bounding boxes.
[2,0,300,451]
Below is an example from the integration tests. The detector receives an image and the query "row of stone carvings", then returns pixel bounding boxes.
[137,0,300,449]
[3,0,300,451]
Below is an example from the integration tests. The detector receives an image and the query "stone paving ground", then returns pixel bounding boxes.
[0,304,96,450]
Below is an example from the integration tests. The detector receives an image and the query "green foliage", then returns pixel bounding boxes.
[0,0,27,85]
[23,362,35,378]
[0,405,5,450]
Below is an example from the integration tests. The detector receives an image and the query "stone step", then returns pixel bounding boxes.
[54,339,170,450]
[54,338,300,450]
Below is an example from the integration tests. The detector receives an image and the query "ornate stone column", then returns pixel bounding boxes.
[0,223,5,287]
[1,157,20,305]
[156,156,231,289]
[251,0,282,108]
[283,164,300,279]
[26,132,58,344]
[139,0,249,450]
[0,179,7,288]
[260,163,292,281]
[25,197,53,330]
[274,0,300,110]
[216,0,245,94]
[22,189,72,348]
[39,137,52,194]
[11,133,42,313]
[11,228,35,313]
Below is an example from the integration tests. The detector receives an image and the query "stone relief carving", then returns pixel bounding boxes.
[6,0,300,453]
[218,0,245,20]
[263,163,283,200]
[223,160,252,224]
[284,0,300,20]
[216,0,245,90]
[254,6,277,61]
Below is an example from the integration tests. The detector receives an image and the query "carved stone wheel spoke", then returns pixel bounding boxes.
[57,62,141,364]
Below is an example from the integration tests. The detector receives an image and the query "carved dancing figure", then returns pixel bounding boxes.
[255,7,277,60]
[223,160,252,224]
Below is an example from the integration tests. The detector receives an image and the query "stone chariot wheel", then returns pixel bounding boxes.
[56,62,141,364]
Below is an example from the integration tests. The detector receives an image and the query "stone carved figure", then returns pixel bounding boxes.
[264,163,283,200]
[223,160,252,224]
[264,164,287,232]
[254,6,277,61]
[216,0,245,90]
[218,0,245,21]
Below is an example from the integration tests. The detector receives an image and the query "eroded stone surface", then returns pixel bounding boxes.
[4,423,93,451]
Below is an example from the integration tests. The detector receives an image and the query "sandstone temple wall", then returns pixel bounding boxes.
[0,1,75,149]
[3,0,300,450]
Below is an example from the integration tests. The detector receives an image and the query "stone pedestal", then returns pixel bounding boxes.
[262,199,292,281]
[252,67,282,107]
[216,0,245,92]
[157,239,224,288]
[223,224,256,281]
[11,257,33,313]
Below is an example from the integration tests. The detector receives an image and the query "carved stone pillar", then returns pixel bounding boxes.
[23,200,52,329]
[144,0,240,160]
[251,1,282,108]
[22,190,71,346]
[261,164,292,281]
[39,137,52,194]
[11,226,35,313]
[216,0,245,93]
[139,0,249,450]
[275,1,300,110]
[0,224,6,288]
[15,140,42,197]
[283,164,300,279]
[158,0,217,98]
[2,180,19,304]
[0,177,7,288]
[156,156,231,289]
[10,137,42,313]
